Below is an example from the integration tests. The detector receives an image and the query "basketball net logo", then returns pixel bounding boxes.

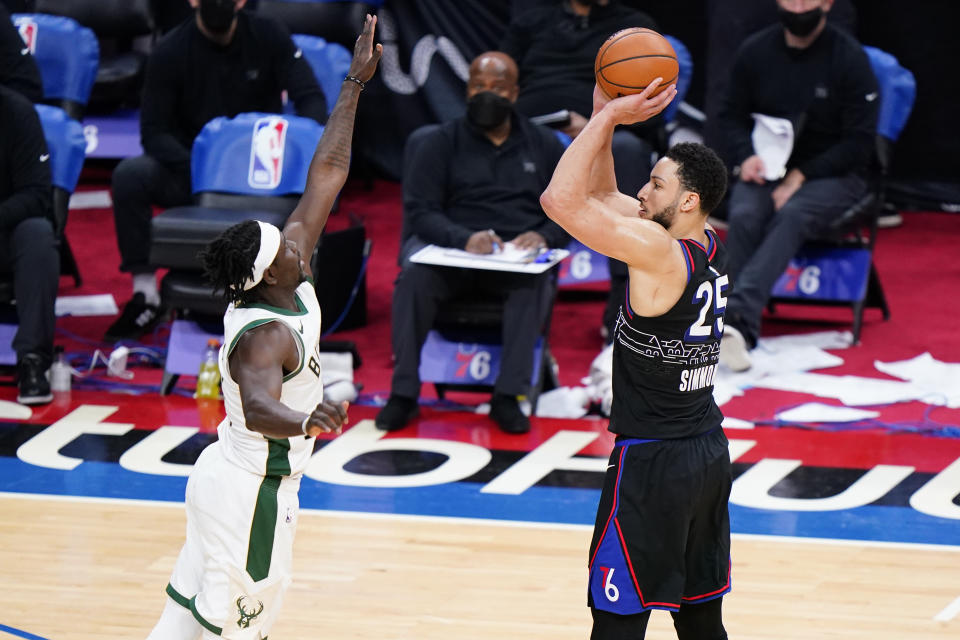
[15,18,38,54]
[248,116,288,190]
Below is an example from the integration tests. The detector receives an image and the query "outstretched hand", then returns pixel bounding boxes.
[348,14,383,83]
[594,79,677,126]
[304,400,349,436]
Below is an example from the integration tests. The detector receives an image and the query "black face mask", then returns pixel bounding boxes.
[778,7,824,37]
[199,0,237,35]
[466,92,513,131]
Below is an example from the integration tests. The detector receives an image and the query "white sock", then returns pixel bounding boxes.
[146,598,202,640]
[133,273,160,307]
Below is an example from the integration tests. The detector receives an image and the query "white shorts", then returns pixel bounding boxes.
[165,441,300,639]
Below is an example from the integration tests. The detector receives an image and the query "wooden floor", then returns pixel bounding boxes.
[2,494,959,640]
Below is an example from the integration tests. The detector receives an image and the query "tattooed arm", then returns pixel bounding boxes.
[284,14,382,264]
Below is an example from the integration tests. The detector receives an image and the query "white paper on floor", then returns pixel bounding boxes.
[55,294,119,317]
[319,352,357,404]
[874,352,960,409]
[535,386,592,419]
[0,399,31,420]
[752,372,927,406]
[68,190,112,210]
[775,403,880,424]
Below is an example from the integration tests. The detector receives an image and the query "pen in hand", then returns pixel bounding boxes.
[486,229,502,253]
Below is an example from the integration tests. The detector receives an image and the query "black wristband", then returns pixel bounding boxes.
[344,75,365,91]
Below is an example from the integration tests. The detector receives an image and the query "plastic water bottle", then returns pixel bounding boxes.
[194,339,222,400]
[50,345,72,392]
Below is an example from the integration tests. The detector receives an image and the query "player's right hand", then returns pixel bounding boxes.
[348,14,382,83]
[599,78,677,126]
[739,155,766,184]
[305,400,349,436]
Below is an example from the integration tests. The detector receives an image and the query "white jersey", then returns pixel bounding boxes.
[217,280,323,479]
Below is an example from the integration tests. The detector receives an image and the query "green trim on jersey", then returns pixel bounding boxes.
[226,318,276,357]
[166,582,190,610]
[237,291,308,316]
[265,438,292,476]
[282,325,305,382]
[246,474,282,581]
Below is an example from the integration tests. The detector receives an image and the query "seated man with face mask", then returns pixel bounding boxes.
[376,51,567,435]
[105,0,328,342]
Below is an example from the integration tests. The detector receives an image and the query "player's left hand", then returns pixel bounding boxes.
[305,400,349,436]
[512,231,547,251]
[348,14,382,83]
[599,79,677,126]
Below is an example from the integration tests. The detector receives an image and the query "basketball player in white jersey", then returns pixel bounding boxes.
[145,15,381,640]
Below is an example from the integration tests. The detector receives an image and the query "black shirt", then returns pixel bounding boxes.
[718,24,878,179]
[610,231,727,439]
[141,11,327,173]
[0,84,52,232]
[403,113,568,250]
[0,3,43,103]
[501,1,657,119]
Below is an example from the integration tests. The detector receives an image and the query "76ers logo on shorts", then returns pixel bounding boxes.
[15,18,38,54]
[248,116,288,190]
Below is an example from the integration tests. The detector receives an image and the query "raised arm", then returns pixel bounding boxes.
[283,14,382,268]
[540,82,677,269]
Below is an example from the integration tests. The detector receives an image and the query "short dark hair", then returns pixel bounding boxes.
[665,142,728,215]
[198,220,262,306]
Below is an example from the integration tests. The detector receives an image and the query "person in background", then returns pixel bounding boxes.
[501,0,661,343]
[375,51,567,435]
[716,0,878,371]
[106,0,327,341]
[0,84,57,405]
[0,1,43,103]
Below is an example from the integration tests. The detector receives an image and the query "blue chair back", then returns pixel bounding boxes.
[663,35,692,124]
[34,104,86,193]
[191,112,323,196]
[12,13,99,107]
[292,34,352,117]
[863,46,915,142]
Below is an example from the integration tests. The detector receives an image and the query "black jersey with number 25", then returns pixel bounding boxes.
[610,229,728,440]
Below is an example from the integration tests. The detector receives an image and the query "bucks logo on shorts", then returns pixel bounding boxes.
[236,595,264,628]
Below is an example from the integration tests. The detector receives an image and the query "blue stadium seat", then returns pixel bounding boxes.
[769,46,916,343]
[291,34,352,116]
[149,112,324,393]
[11,13,99,120]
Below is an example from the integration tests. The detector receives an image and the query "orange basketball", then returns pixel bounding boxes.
[594,27,678,99]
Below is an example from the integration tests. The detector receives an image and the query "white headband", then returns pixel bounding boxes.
[243,221,283,291]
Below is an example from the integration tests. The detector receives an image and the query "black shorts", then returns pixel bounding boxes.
[587,427,732,614]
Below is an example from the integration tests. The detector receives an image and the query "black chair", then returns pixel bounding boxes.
[256,0,381,50]
[33,0,154,113]
[768,46,917,343]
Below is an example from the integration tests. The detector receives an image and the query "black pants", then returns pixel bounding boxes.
[724,174,867,346]
[591,597,727,640]
[604,130,653,341]
[389,239,556,398]
[0,216,59,365]
[111,154,192,274]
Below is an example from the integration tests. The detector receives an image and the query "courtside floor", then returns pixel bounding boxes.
[1,392,959,638]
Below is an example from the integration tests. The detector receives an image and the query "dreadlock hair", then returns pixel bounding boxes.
[198,220,262,306]
[665,142,729,215]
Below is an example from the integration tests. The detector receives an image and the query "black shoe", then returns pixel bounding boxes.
[375,395,419,431]
[490,393,530,434]
[105,293,164,341]
[17,353,52,405]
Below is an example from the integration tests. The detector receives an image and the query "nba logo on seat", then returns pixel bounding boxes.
[248,116,288,189]
[15,18,38,54]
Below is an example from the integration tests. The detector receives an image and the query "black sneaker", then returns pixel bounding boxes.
[105,293,163,341]
[17,353,52,405]
[375,395,419,431]
[490,393,530,434]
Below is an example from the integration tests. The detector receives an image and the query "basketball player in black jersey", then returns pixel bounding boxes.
[541,80,732,640]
